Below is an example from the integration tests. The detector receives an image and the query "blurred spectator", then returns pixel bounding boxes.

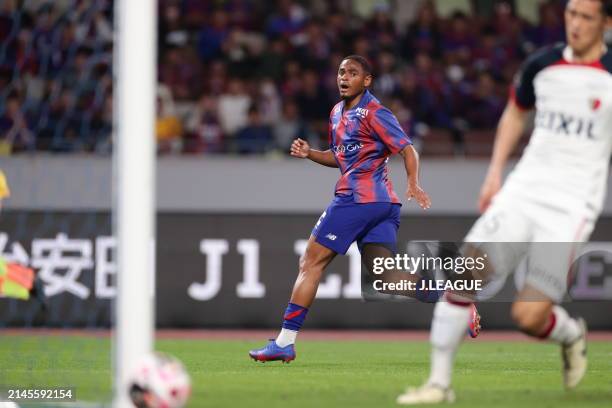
[159,2,189,51]
[373,51,398,98]
[224,0,258,31]
[441,11,477,66]
[197,9,230,62]
[0,93,34,153]
[205,60,227,96]
[91,92,113,153]
[273,100,309,153]
[74,8,113,46]
[221,28,266,78]
[258,78,282,125]
[413,53,446,118]
[295,69,330,143]
[297,20,331,67]
[257,37,288,81]
[159,45,202,100]
[388,98,419,149]
[352,36,372,59]
[465,71,504,129]
[0,0,577,156]
[180,0,210,28]
[393,67,449,139]
[366,4,395,38]
[218,78,251,137]
[184,95,224,153]
[325,11,355,52]
[490,1,524,58]
[266,0,307,44]
[295,69,330,122]
[0,0,17,39]
[36,87,72,150]
[236,104,273,154]
[526,1,565,50]
[472,27,511,76]
[366,3,397,53]
[156,84,183,154]
[402,1,441,60]
[280,60,303,98]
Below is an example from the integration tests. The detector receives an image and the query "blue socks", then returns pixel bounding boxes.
[282,302,309,331]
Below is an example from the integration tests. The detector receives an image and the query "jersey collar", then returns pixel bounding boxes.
[563,44,608,64]
[341,89,372,113]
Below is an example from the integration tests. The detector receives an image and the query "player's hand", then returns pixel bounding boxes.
[406,184,431,210]
[290,138,310,159]
[478,172,502,213]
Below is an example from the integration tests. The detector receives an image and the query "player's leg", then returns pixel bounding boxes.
[511,289,586,389]
[361,242,433,300]
[249,198,361,363]
[514,227,592,388]
[275,235,336,346]
[288,235,337,308]
[248,235,336,363]
[358,203,433,301]
[398,196,529,405]
[359,204,445,303]
[397,247,513,405]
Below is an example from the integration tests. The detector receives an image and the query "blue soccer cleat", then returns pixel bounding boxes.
[249,339,296,363]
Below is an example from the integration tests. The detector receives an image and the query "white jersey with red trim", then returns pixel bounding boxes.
[506,44,612,218]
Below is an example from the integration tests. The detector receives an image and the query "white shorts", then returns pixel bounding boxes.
[464,191,595,303]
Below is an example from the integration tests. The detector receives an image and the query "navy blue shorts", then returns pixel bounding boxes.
[311,195,401,255]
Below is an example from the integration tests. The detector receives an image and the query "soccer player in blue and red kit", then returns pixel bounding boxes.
[249,55,479,363]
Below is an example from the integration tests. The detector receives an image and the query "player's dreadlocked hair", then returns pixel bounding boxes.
[342,55,373,76]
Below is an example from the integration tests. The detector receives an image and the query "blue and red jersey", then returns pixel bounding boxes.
[329,90,412,203]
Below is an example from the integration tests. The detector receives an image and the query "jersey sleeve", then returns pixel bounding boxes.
[328,103,340,149]
[328,116,333,148]
[370,107,412,154]
[510,47,554,110]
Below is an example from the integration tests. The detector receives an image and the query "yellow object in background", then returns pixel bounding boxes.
[0,258,33,300]
[0,170,10,199]
[156,116,183,141]
[0,140,11,156]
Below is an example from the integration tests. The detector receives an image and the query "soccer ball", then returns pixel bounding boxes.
[129,352,191,408]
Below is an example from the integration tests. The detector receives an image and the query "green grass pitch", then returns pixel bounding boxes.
[1,336,612,407]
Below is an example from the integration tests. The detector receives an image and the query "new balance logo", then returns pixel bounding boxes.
[325,233,337,241]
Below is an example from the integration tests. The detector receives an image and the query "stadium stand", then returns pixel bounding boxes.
[0,0,579,156]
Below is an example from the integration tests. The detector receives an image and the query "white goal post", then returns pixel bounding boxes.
[112,0,157,406]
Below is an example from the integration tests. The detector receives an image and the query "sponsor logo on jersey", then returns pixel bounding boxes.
[534,110,596,139]
[333,143,364,154]
[325,233,337,241]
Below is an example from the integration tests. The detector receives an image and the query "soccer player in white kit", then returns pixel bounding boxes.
[397,0,612,404]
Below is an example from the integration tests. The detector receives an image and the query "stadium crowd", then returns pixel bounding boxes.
[0,0,573,155]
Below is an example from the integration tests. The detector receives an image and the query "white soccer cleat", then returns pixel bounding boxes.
[396,384,456,405]
[562,317,587,389]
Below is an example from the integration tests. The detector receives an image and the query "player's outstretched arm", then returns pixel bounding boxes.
[479,101,528,213]
[400,145,431,210]
[290,138,338,168]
